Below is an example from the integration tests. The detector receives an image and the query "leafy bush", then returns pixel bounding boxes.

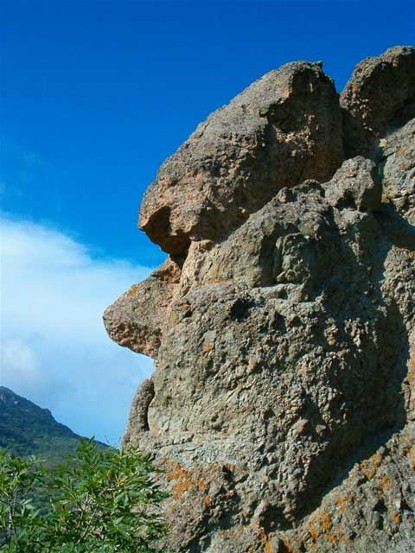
[0,440,167,552]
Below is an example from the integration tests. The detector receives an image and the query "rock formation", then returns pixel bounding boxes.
[104,46,415,552]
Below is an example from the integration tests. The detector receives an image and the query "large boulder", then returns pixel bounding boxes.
[105,47,415,552]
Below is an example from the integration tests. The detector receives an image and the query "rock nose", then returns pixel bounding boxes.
[103,258,181,359]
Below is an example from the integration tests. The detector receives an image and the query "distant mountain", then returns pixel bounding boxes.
[0,386,106,461]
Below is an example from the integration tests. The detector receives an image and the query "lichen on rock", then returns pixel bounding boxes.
[104,45,415,552]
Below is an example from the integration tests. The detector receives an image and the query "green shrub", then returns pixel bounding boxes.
[0,439,167,552]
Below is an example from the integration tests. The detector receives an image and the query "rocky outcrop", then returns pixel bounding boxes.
[341,45,415,157]
[139,62,344,256]
[104,46,415,552]
[104,258,181,357]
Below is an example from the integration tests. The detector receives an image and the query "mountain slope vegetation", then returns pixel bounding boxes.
[0,386,105,461]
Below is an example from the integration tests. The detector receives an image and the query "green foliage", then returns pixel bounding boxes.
[0,450,43,550]
[0,440,167,552]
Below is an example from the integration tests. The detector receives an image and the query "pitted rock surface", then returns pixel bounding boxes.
[104,46,415,552]
[139,61,343,255]
[341,45,415,158]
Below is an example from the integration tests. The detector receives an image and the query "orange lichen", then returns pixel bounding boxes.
[171,479,193,499]
[306,508,352,549]
[320,512,333,532]
[218,524,249,542]
[360,451,383,480]
[307,520,319,542]
[392,511,402,525]
[264,541,273,553]
[127,284,140,298]
[334,495,350,515]
[408,445,415,468]
[166,466,191,481]
[377,473,393,492]
[280,538,299,553]
[165,462,212,504]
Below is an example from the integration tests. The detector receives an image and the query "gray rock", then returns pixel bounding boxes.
[139,62,344,255]
[123,378,154,442]
[104,47,415,552]
[325,156,381,211]
[341,45,415,157]
[103,258,181,358]
[380,118,415,224]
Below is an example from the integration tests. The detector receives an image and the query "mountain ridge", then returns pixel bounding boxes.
[0,386,106,460]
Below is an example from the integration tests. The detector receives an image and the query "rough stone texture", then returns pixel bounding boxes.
[104,46,415,552]
[139,61,344,255]
[340,45,415,158]
[380,118,415,226]
[104,258,181,358]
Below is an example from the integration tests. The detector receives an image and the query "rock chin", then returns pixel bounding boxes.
[104,45,415,553]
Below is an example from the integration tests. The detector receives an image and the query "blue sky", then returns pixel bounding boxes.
[1,0,414,444]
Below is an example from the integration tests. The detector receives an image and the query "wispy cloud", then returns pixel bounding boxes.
[0,215,155,445]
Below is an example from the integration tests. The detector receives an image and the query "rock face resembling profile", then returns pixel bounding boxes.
[104,46,415,552]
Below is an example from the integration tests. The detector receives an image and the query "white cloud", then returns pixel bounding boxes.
[0,338,42,388]
[0,215,157,445]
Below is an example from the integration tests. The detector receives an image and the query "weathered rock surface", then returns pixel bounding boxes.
[104,46,415,552]
[341,45,415,157]
[140,62,343,255]
[104,258,180,357]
